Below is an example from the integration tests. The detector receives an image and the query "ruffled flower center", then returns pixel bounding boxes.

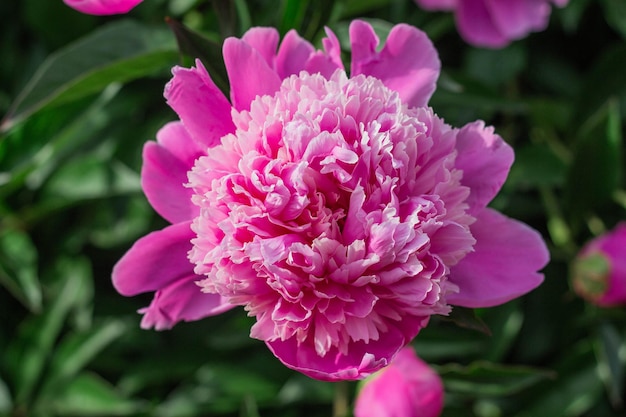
[188,70,475,357]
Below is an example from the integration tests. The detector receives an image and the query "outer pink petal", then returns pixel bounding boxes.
[447,208,549,308]
[241,27,280,70]
[139,276,234,330]
[265,315,428,381]
[304,28,344,79]
[63,0,142,15]
[414,0,457,11]
[487,0,551,39]
[454,120,514,216]
[164,60,234,148]
[275,30,315,78]
[112,222,196,297]
[456,0,509,48]
[223,37,282,111]
[349,20,441,108]
[141,122,202,224]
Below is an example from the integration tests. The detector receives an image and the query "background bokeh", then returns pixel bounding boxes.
[1,0,625,416]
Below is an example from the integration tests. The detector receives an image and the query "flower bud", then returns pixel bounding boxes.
[572,223,626,306]
[354,347,444,417]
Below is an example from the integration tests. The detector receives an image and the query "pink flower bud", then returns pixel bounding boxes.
[572,223,626,307]
[354,347,444,417]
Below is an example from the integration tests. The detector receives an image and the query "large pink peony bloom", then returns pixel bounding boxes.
[415,0,569,48]
[572,223,626,307]
[113,20,549,381]
[63,0,142,15]
[354,347,444,417]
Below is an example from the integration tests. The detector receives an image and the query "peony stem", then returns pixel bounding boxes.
[332,381,350,417]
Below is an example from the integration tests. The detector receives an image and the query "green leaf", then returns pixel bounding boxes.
[594,323,624,408]
[513,344,604,417]
[40,320,127,396]
[8,257,93,406]
[601,0,626,40]
[0,228,41,312]
[49,373,146,416]
[507,143,568,189]
[1,20,177,131]
[439,361,555,397]
[464,44,527,88]
[564,99,623,225]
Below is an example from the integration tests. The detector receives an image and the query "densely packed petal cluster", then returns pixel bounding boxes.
[354,347,444,417]
[414,0,569,48]
[113,20,549,381]
[572,223,626,307]
[63,0,142,15]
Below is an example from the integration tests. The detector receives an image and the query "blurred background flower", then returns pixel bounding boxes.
[572,222,626,307]
[413,0,569,48]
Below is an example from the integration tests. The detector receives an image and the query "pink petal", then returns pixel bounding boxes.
[447,208,549,308]
[112,222,196,297]
[139,276,234,330]
[349,20,440,108]
[455,0,509,48]
[164,60,234,148]
[241,27,280,70]
[275,30,315,78]
[454,120,514,215]
[141,122,202,224]
[265,315,428,381]
[63,0,142,15]
[223,37,282,111]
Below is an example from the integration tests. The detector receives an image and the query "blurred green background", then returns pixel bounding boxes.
[1,0,625,416]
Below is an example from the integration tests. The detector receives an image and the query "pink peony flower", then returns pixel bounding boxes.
[354,347,444,417]
[113,20,549,381]
[63,0,143,15]
[414,0,569,48]
[572,223,626,307]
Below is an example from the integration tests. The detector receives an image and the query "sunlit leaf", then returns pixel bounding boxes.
[439,361,555,397]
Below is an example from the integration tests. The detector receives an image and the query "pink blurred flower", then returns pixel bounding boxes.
[354,347,444,417]
[572,223,626,307]
[63,0,142,15]
[113,20,549,381]
[414,0,569,48]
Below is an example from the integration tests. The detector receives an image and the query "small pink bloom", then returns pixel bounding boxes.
[572,223,626,307]
[63,0,142,15]
[414,0,569,48]
[354,347,444,417]
[113,20,549,381]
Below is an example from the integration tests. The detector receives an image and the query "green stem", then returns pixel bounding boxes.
[333,381,350,417]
